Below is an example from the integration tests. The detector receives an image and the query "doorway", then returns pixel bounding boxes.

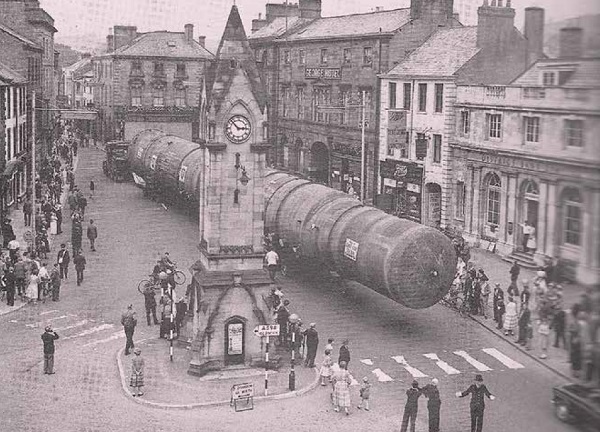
[309,142,330,185]
[224,317,245,366]
[520,180,540,251]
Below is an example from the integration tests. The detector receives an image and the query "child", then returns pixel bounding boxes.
[538,317,550,359]
[357,377,371,411]
[325,338,334,353]
[319,349,333,386]
[130,347,145,396]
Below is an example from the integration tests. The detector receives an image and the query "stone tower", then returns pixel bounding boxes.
[188,5,273,376]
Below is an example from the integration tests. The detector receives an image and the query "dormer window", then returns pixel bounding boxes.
[542,71,556,86]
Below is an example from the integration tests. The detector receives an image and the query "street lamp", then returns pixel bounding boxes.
[288,313,299,391]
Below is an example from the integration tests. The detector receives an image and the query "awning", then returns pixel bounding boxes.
[2,159,22,177]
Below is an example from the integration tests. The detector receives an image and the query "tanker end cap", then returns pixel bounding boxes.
[386,226,457,309]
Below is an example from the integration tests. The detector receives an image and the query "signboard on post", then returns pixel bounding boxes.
[231,383,254,412]
[344,238,359,261]
[253,324,280,337]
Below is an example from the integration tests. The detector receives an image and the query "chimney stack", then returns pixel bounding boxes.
[476,1,515,50]
[299,0,322,19]
[524,7,544,65]
[559,27,583,59]
[198,36,206,48]
[113,25,138,50]
[184,23,194,43]
[106,34,114,53]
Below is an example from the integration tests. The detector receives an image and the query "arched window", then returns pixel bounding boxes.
[487,173,501,225]
[562,188,582,246]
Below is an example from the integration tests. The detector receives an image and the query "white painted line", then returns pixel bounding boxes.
[63,323,114,340]
[372,368,394,382]
[53,320,89,331]
[360,359,374,366]
[453,351,493,372]
[9,320,17,323]
[423,353,461,375]
[482,348,525,369]
[40,310,59,316]
[391,356,428,378]
[46,315,69,323]
[83,331,124,347]
[25,323,40,328]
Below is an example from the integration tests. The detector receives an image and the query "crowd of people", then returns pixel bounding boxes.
[452,255,600,386]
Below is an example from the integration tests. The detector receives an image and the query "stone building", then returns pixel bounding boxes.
[93,24,213,142]
[249,0,460,203]
[378,3,545,227]
[63,54,93,109]
[0,61,28,221]
[449,28,600,284]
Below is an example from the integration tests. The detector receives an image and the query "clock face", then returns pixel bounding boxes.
[225,115,252,144]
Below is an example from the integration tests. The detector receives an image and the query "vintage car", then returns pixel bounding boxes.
[552,382,600,429]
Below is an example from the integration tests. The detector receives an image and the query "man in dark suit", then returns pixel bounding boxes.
[73,250,87,286]
[400,380,423,432]
[57,243,70,279]
[303,322,319,368]
[456,374,496,432]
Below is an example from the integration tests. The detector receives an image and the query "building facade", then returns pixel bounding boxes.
[93,24,213,142]
[249,0,460,203]
[378,3,544,228]
[449,33,600,284]
[63,54,93,109]
[0,61,28,220]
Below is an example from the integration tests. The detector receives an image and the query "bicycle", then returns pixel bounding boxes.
[441,289,470,318]
[137,277,158,295]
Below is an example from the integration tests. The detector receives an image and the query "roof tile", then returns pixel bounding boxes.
[248,16,313,40]
[112,31,214,59]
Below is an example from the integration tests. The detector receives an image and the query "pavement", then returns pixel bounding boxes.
[0,146,581,432]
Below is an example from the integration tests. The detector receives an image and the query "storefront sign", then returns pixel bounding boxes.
[387,110,407,149]
[379,160,423,223]
[305,67,342,80]
[344,238,359,261]
[228,323,243,355]
[479,154,546,172]
[380,160,423,184]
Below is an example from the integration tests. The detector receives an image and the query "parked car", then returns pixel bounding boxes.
[552,383,600,430]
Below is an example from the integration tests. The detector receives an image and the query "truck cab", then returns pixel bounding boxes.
[103,141,130,182]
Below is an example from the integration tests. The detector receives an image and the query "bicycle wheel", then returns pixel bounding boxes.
[173,270,186,285]
[137,279,152,294]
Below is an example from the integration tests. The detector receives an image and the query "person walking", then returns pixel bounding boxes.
[89,179,95,199]
[14,257,26,299]
[509,260,520,284]
[303,322,319,368]
[538,316,551,359]
[264,247,280,281]
[551,308,567,349]
[23,197,33,227]
[4,266,16,306]
[480,277,491,319]
[319,349,333,386]
[332,360,352,415]
[41,326,59,374]
[456,374,495,432]
[50,263,61,301]
[159,294,173,339]
[129,347,145,397]
[2,219,15,248]
[503,297,518,336]
[143,284,159,326]
[87,219,98,251]
[517,304,531,346]
[421,378,442,432]
[57,244,70,280]
[520,281,531,311]
[338,339,351,368]
[276,299,290,346]
[73,250,86,286]
[121,304,137,356]
[55,204,63,235]
[400,380,422,432]
[357,377,371,411]
[26,269,40,303]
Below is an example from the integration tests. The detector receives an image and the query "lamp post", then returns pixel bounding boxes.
[288,313,299,391]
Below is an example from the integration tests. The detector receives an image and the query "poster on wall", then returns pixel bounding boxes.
[228,323,243,355]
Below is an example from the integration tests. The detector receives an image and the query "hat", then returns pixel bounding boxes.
[45,326,52,332]
[127,304,133,309]
[310,323,316,328]
[363,377,369,383]
[431,378,439,385]
[133,348,141,355]
[475,374,483,382]
[411,380,419,388]
[495,283,500,287]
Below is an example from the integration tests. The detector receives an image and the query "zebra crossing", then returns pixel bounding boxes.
[10,309,124,348]
[344,347,525,384]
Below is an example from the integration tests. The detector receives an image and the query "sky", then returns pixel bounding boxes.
[40,0,600,53]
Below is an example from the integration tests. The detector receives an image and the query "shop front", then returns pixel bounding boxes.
[379,159,424,223]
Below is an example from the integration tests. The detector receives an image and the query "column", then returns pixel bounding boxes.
[471,167,483,238]
[465,165,474,236]
[545,182,558,258]
[537,181,548,256]
[590,190,600,276]
[582,187,596,267]
[499,172,509,244]
[504,174,517,247]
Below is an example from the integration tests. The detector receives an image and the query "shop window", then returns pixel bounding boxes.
[389,82,397,109]
[523,116,540,143]
[486,173,501,225]
[403,83,411,110]
[564,119,583,147]
[562,188,582,246]
[460,110,470,135]
[434,83,443,113]
[432,134,442,163]
[418,83,427,112]
[455,181,465,220]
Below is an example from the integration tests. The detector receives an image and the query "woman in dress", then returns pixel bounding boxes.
[130,347,145,397]
[332,360,352,415]
[503,296,518,336]
[26,269,40,303]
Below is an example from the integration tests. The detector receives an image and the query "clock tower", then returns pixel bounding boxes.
[188,5,273,376]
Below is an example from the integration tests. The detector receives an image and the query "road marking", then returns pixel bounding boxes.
[453,351,492,372]
[372,368,394,382]
[63,324,113,340]
[40,310,59,315]
[53,320,89,331]
[360,359,374,366]
[482,348,524,369]
[391,356,428,378]
[83,331,124,347]
[46,315,70,323]
[423,353,461,375]
[25,323,40,328]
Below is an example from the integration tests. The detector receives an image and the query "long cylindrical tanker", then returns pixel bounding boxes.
[126,130,457,309]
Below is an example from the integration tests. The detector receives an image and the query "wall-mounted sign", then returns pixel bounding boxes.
[344,238,359,261]
[228,323,243,355]
[305,67,342,80]
[387,110,408,149]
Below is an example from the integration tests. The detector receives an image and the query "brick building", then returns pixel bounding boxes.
[249,0,460,203]
[378,3,545,227]
[449,28,600,284]
[93,24,214,142]
[0,61,28,221]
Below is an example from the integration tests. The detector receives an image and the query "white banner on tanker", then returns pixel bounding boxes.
[228,323,243,355]
[178,166,187,182]
[344,238,359,261]
[232,383,254,400]
[253,324,280,337]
